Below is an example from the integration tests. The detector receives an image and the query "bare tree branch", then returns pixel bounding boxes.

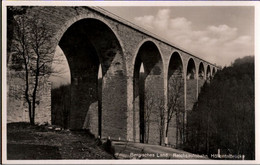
[10,12,61,125]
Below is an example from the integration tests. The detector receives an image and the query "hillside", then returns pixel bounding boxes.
[7,122,114,159]
[186,56,254,160]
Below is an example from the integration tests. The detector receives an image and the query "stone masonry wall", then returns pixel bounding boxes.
[7,71,51,124]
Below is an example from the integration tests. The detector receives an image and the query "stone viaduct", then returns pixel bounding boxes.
[8,6,218,145]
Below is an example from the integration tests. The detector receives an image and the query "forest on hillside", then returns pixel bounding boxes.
[185,56,255,160]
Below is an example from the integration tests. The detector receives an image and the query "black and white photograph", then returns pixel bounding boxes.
[2,1,258,164]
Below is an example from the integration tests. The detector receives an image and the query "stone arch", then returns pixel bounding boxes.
[132,38,164,68]
[197,62,206,101]
[58,18,127,139]
[167,51,185,146]
[206,65,211,80]
[54,14,126,59]
[133,40,164,144]
[186,58,196,80]
[198,62,205,80]
[168,52,184,79]
[186,58,197,111]
[212,67,216,76]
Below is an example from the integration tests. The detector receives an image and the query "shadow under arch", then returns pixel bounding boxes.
[58,18,127,140]
[133,41,164,144]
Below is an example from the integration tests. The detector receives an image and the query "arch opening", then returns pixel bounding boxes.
[57,18,127,139]
[212,67,216,76]
[198,62,205,80]
[206,65,211,80]
[50,46,71,129]
[198,62,206,95]
[133,41,164,144]
[186,58,197,111]
[167,52,184,147]
[187,59,196,80]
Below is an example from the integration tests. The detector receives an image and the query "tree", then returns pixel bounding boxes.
[11,10,55,125]
[143,89,155,143]
[185,56,254,159]
[165,69,184,147]
[157,97,165,145]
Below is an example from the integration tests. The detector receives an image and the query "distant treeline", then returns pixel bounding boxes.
[185,56,254,160]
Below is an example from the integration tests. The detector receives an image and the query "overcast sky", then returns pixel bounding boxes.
[51,6,254,87]
[103,6,254,67]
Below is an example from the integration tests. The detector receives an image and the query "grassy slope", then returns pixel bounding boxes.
[7,122,114,160]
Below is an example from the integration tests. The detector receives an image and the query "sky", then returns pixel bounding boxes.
[50,6,255,87]
[103,6,254,67]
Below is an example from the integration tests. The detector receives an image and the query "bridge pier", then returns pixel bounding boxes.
[6,6,218,147]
